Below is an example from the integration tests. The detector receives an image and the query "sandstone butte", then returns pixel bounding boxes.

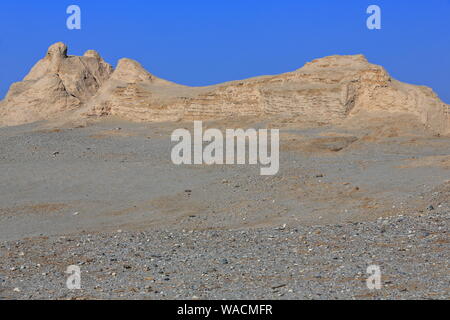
[1,42,449,135]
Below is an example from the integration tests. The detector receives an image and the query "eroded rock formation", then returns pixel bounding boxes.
[0,42,113,126]
[1,42,449,134]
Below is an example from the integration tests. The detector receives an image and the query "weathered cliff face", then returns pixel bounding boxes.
[87,54,378,123]
[1,42,449,134]
[0,42,113,126]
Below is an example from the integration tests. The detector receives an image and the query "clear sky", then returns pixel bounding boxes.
[1,0,449,102]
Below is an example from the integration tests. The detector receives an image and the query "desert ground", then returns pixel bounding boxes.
[0,115,448,299]
[0,43,448,299]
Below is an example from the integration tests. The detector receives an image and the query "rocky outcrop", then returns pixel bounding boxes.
[0,42,113,126]
[1,42,449,134]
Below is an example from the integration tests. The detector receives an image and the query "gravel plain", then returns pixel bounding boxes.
[0,208,448,300]
[0,118,448,300]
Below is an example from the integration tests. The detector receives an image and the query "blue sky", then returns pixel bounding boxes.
[1,0,449,102]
